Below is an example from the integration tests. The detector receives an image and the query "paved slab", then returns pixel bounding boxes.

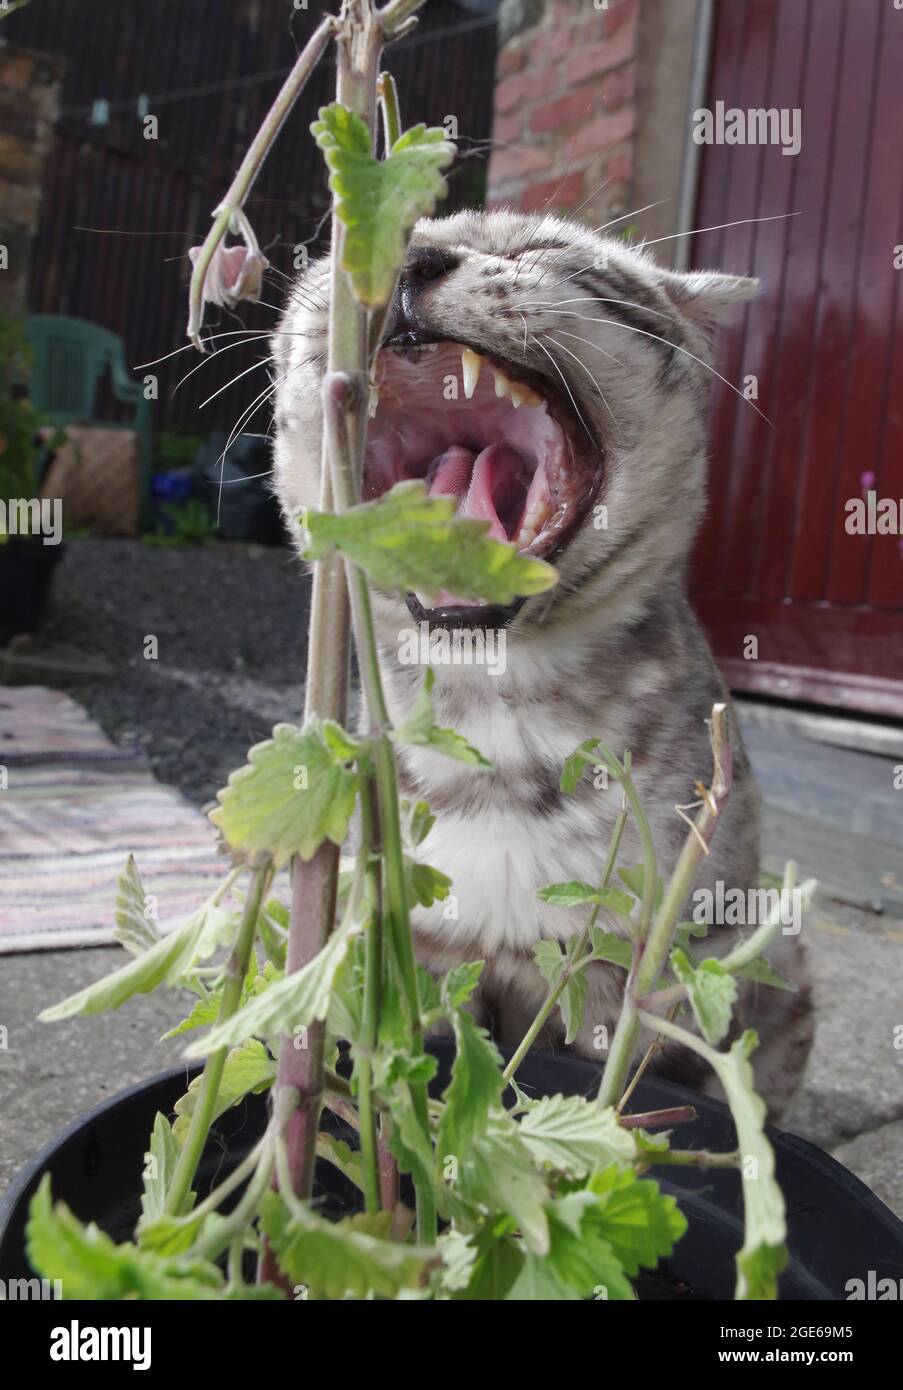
[782,901,903,1160]
[832,1119,903,1220]
[0,946,188,1194]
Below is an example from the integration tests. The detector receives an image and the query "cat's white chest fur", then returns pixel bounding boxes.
[397,667,612,955]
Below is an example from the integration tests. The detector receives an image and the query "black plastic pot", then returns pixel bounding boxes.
[0,534,64,645]
[1,1040,901,1300]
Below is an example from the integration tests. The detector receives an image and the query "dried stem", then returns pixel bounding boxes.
[597,705,732,1109]
[187,14,336,348]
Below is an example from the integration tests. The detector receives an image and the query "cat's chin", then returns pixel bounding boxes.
[363,334,602,628]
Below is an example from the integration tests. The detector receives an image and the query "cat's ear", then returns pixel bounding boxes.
[658,268,760,326]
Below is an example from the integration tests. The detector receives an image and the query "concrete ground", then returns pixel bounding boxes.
[1,685,901,1220]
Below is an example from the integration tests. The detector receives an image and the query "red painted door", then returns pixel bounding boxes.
[690,0,903,718]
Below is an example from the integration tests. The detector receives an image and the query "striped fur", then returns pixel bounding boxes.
[271,210,812,1118]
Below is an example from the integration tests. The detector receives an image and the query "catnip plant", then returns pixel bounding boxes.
[26,0,808,1302]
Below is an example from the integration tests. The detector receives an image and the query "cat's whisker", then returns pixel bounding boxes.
[215,359,310,518]
[134,329,274,370]
[530,334,595,445]
[136,327,317,373]
[529,200,668,287]
[553,322,775,429]
[544,333,618,427]
[218,468,275,484]
[172,335,278,397]
[198,354,276,411]
[637,210,800,251]
[511,295,675,324]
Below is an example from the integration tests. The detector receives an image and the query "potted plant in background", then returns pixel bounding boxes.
[0,313,65,645]
[2,0,902,1302]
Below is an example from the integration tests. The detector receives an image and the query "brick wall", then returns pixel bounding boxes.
[487,0,638,226]
[0,41,64,314]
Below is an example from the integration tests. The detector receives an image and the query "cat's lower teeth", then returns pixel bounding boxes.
[516,501,551,549]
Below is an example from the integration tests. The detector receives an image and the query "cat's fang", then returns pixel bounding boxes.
[461,348,483,399]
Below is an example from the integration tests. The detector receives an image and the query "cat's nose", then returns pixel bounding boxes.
[383,247,460,346]
[402,246,460,284]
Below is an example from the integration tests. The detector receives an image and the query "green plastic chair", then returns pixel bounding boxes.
[25,314,152,527]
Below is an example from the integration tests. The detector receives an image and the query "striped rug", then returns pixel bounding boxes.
[0,687,229,952]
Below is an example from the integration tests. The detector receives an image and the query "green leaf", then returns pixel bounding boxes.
[304,480,557,608]
[112,855,161,955]
[440,960,485,1011]
[674,918,709,952]
[183,911,362,1057]
[583,1164,687,1277]
[506,1248,583,1300]
[544,1194,635,1300]
[533,937,587,1045]
[312,105,456,308]
[386,1081,442,1210]
[39,890,237,1022]
[618,864,664,910]
[173,1038,275,1143]
[560,738,603,794]
[536,880,602,908]
[586,926,633,970]
[708,1031,787,1299]
[406,859,452,909]
[670,947,737,1046]
[394,669,492,768]
[139,1113,182,1224]
[731,956,797,992]
[401,798,435,847]
[259,1191,434,1299]
[517,1095,636,1177]
[316,1133,365,1192]
[27,1177,225,1300]
[462,1116,550,1255]
[210,718,359,867]
[438,1010,504,1160]
[136,1210,205,1257]
[161,955,279,1040]
[445,1228,527,1300]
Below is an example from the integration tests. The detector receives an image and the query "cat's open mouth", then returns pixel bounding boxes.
[364,337,601,625]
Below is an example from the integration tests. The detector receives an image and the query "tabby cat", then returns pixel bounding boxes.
[271,210,812,1118]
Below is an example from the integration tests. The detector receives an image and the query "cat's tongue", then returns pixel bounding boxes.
[423,443,528,608]
[428,443,528,542]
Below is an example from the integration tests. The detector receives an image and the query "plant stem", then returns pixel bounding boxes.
[321,368,435,1242]
[165,862,271,1216]
[641,1147,741,1169]
[187,14,336,348]
[597,705,732,1109]
[616,1002,681,1112]
[356,765,383,1212]
[377,71,402,149]
[618,1105,697,1130]
[504,789,628,1086]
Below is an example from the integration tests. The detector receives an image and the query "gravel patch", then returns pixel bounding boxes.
[30,537,311,805]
